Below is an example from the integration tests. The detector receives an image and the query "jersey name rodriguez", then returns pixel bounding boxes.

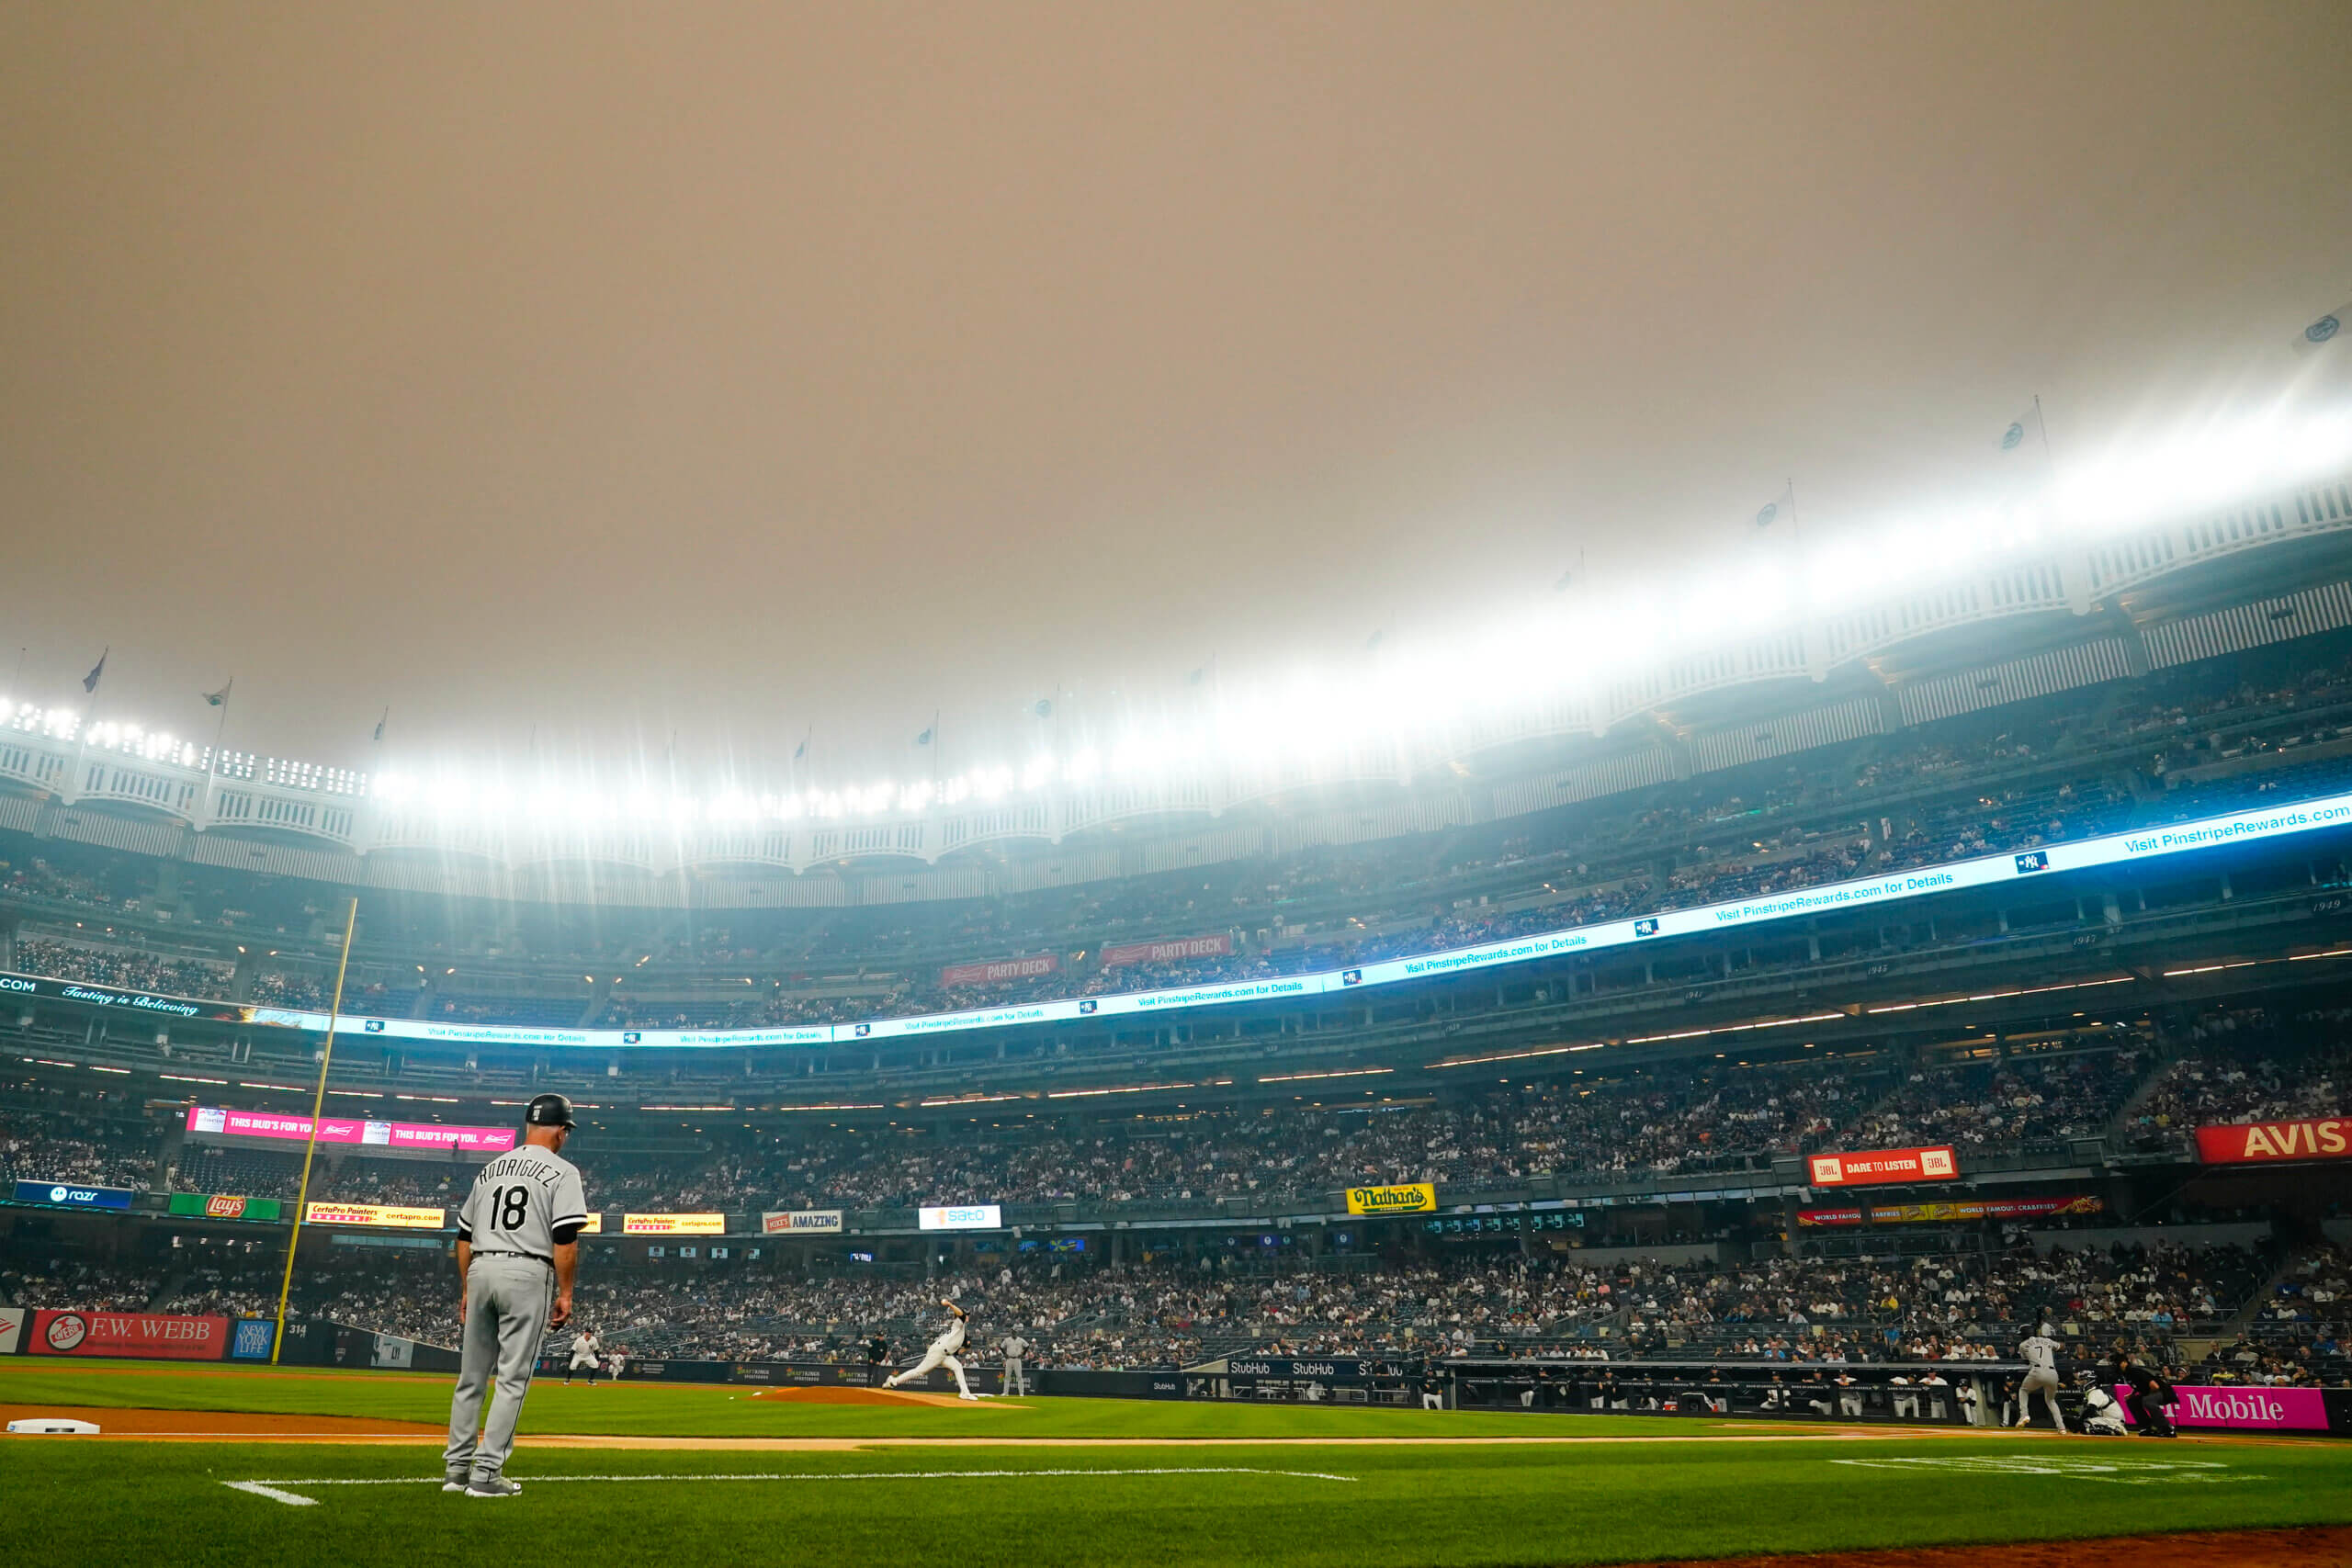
[459,1145,590,1259]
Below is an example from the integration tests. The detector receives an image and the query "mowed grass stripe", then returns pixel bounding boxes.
[0,1357,1804,1439]
[3,1434,2344,1568]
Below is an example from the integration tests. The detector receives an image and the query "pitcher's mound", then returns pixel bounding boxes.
[749,1386,1006,1408]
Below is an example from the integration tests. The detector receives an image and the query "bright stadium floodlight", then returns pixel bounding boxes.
[2056,406,2352,536]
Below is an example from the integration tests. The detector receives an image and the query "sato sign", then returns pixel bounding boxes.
[187,1105,515,1154]
[762,1210,844,1234]
[1346,1183,1439,1216]
[14,1180,134,1211]
[918,1204,1003,1231]
[2195,1117,2352,1166]
[1806,1146,1958,1188]
[30,1310,230,1360]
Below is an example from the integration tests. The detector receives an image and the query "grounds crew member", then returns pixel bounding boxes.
[865,1330,891,1386]
[999,1329,1030,1397]
[2013,1325,2064,1430]
[444,1093,589,1496]
[886,1299,978,1399]
[564,1328,600,1385]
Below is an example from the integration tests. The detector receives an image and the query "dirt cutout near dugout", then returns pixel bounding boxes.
[1635,1524,2352,1568]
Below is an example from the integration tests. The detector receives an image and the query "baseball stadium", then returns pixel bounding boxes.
[7,6,2352,1565]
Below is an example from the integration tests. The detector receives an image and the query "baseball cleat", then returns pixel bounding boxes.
[466,1474,524,1498]
[958,1392,979,1401]
[442,1472,469,1493]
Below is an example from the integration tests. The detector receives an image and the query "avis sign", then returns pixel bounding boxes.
[2196,1117,2352,1165]
[1806,1146,1958,1187]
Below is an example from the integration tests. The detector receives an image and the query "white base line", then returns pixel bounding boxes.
[226,1467,1357,1506]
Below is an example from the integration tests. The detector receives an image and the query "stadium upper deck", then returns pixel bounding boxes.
[3,463,2350,900]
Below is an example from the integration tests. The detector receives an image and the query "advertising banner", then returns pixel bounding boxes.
[2195,1117,2352,1166]
[2121,1385,2331,1433]
[1805,1146,1958,1188]
[231,1319,277,1359]
[0,969,253,1024]
[622,1213,726,1235]
[1799,1195,2103,1227]
[187,1105,515,1154]
[1346,1183,1439,1216]
[12,1180,135,1211]
[762,1210,844,1234]
[0,1307,23,1355]
[1100,934,1235,969]
[918,1203,1003,1231]
[303,1201,447,1230]
[167,1192,285,1221]
[937,953,1060,988]
[28,1310,230,1360]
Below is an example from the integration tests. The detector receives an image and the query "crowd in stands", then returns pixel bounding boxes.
[0,1105,154,1190]
[2122,1006,2352,1155]
[8,638,2352,1033]
[7,937,233,999]
[7,1229,2283,1378]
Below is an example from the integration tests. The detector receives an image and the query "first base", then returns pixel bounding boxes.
[7,1418,101,1435]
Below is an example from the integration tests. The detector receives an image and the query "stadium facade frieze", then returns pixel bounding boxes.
[4,474,2347,890]
[13,780,2349,1054]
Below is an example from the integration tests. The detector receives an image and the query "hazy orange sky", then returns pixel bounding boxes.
[4,3,2349,784]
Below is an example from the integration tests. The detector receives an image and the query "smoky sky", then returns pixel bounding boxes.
[4,2,2350,784]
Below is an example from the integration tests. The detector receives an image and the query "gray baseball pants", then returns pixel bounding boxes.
[1001,1357,1026,1396]
[444,1253,554,1478]
[2015,1367,2062,1428]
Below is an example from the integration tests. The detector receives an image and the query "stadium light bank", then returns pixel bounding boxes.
[6,405,2349,831]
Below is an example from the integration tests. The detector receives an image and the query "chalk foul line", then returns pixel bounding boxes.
[225,1467,1359,1506]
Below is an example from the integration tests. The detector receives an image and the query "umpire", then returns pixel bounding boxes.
[443,1093,591,1497]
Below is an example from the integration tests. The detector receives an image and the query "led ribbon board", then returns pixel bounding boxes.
[215,789,2352,1049]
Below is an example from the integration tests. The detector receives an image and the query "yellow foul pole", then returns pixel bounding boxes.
[271,896,359,1363]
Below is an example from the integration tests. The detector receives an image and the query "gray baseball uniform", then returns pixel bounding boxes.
[2015,1334,2062,1428]
[1000,1333,1029,1397]
[444,1144,588,1480]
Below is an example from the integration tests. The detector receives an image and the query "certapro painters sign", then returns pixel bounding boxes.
[1347,1183,1438,1216]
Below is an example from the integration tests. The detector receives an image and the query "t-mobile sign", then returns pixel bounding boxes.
[187,1105,514,1153]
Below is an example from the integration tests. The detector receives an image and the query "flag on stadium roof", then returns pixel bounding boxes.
[2295,298,2351,355]
[203,680,232,707]
[2000,400,2046,454]
[81,649,106,694]
[1753,482,1794,530]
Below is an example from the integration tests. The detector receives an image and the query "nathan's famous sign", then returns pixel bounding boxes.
[1347,1183,1438,1215]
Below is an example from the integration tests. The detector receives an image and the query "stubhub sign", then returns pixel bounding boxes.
[14,1180,134,1211]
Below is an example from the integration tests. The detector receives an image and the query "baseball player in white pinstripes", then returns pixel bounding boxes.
[886,1300,978,1399]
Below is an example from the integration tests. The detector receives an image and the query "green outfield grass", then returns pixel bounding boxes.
[0,1357,1705,1439]
[2,1360,2348,1566]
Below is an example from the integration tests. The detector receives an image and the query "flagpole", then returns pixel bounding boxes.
[270,895,359,1363]
[2033,394,2053,466]
[202,685,232,821]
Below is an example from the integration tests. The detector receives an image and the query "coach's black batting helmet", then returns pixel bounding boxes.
[526,1093,578,1130]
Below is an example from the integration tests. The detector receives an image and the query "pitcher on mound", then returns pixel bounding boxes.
[886,1300,978,1400]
